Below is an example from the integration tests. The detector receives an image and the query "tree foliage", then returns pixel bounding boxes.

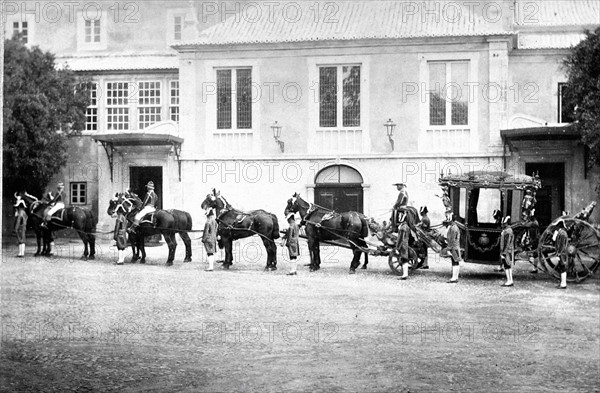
[563,27,600,168]
[3,37,90,198]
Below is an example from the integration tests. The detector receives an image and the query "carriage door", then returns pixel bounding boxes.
[315,165,363,213]
[526,163,564,227]
[129,166,163,209]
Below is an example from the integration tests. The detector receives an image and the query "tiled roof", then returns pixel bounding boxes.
[518,32,588,49]
[174,1,510,47]
[514,0,600,26]
[56,54,178,72]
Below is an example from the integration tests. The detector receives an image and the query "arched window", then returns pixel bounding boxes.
[315,165,364,213]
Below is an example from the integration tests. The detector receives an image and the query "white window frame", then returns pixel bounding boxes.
[77,11,107,50]
[307,56,371,155]
[137,81,162,129]
[204,60,260,156]
[105,81,130,131]
[169,80,180,123]
[70,182,87,205]
[85,82,99,131]
[419,52,479,153]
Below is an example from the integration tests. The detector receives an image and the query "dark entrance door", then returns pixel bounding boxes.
[130,166,163,209]
[525,162,564,227]
[314,165,364,213]
[315,186,363,213]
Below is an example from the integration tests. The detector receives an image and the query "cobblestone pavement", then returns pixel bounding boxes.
[1,236,599,392]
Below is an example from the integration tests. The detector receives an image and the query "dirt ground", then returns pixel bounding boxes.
[1,235,599,392]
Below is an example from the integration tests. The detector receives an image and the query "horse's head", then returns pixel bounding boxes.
[201,193,218,211]
[284,193,300,216]
[107,193,122,217]
[107,192,137,217]
[19,191,42,214]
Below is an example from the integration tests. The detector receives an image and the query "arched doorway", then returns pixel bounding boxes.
[315,165,364,213]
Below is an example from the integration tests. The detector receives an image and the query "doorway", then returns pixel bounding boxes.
[525,162,564,227]
[130,166,163,209]
[314,165,363,213]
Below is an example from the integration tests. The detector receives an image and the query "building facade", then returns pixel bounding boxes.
[3,0,599,232]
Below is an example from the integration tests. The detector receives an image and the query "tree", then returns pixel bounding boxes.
[3,37,90,198]
[563,27,600,168]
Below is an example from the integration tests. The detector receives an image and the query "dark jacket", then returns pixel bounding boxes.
[285,221,300,257]
[142,191,158,208]
[202,217,219,254]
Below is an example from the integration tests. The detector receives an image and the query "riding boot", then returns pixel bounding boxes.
[401,262,409,279]
[289,259,297,274]
[21,243,25,257]
[117,250,125,265]
[49,242,55,255]
[447,266,459,283]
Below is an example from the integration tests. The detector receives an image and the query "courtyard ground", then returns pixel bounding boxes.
[1,235,599,392]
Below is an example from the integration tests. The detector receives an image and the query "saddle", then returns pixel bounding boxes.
[50,208,66,222]
[321,212,338,222]
[140,212,156,225]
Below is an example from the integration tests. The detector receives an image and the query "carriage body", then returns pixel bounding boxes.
[438,171,541,265]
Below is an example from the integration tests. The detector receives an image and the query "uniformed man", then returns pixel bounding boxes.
[554,220,569,289]
[446,214,461,283]
[14,195,28,257]
[129,181,158,233]
[41,182,65,228]
[417,206,431,269]
[202,208,219,271]
[396,212,411,280]
[500,216,515,287]
[391,182,409,230]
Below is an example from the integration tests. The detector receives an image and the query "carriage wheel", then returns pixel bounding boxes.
[537,218,600,282]
[388,247,418,275]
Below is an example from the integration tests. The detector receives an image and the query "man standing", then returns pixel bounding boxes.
[284,213,300,276]
[417,206,430,269]
[500,216,515,287]
[202,208,218,271]
[554,220,569,289]
[14,196,28,257]
[396,212,410,280]
[129,181,158,233]
[446,214,461,283]
[391,183,409,230]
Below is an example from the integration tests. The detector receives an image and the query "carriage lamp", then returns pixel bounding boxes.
[384,118,396,151]
[271,121,285,153]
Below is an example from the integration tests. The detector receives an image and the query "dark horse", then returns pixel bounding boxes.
[107,193,192,266]
[284,193,370,273]
[200,189,280,270]
[18,192,97,259]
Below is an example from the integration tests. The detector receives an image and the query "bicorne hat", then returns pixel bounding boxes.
[146,181,155,190]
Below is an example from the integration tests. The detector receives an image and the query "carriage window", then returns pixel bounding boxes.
[475,188,502,224]
[71,182,87,205]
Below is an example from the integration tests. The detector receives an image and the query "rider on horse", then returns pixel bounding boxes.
[41,182,65,228]
[129,181,158,233]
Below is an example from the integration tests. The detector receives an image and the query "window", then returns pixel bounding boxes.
[169,80,179,122]
[106,82,129,130]
[216,68,252,129]
[174,16,183,41]
[85,19,101,43]
[85,82,98,131]
[429,61,469,126]
[319,65,361,128]
[70,183,87,205]
[424,60,472,152]
[12,21,28,43]
[558,83,575,123]
[138,81,162,129]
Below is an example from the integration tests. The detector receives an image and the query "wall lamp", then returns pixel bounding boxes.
[271,121,284,153]
[384,118,396,151]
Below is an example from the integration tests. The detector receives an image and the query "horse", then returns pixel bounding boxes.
[284,193,370,273]
[200,189,280,270]
[17,192,97,259]
[107,193,193,266]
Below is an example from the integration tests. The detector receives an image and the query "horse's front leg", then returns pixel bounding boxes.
[223,239,233,269]
[35,230,42,256]
[139,236,146,264]
[88,235,96,260]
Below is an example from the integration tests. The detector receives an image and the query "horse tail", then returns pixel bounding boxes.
[86,209,97,238]
[270,213,280,239]
[360,215,369,238]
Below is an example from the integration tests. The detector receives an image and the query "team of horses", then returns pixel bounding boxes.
[13,188,406,273]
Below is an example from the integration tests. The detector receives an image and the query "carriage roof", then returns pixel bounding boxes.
[438,171,541,190]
